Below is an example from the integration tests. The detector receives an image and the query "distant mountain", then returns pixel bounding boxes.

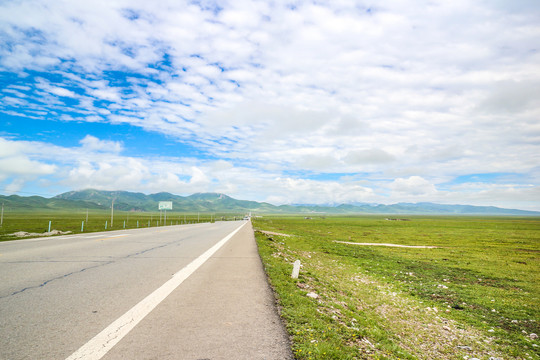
[0,189,538,215]
[53,190,277,213]
[0,194,105,211]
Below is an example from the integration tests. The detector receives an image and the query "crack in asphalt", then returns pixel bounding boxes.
[2,238,186,300]
[2,260,116,300]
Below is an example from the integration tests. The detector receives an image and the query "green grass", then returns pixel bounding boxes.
[0,209,242,241]
[253,216,540,359]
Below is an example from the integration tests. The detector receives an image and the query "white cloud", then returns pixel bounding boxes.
[0,138,57,193]
[48,86,77,98]
[79,135,123,153]
[266,178,376,205]
[390,176,438,196]
[1,135,539,210]
[0,1,539,210]
[343,149,395,165]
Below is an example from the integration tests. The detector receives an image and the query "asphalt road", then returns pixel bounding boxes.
[0,221,292,359]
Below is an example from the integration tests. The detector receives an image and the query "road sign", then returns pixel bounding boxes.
[158,201,173,210]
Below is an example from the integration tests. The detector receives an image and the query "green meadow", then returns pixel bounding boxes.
[0,209,242,241]
[253,216,540,360]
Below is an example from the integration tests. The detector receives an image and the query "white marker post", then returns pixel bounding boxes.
[48,221,51,233]
[81,221,84,232]
[110,199,115,228]
[291,260,301,279]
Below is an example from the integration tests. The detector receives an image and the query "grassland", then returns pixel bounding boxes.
[253,216,540,360]
[0,209,243,241]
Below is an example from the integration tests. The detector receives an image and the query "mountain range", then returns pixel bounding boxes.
[0,189,538,215]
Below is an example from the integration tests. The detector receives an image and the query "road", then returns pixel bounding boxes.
[0,221,292,359]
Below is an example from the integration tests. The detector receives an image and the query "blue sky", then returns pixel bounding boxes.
[1,0,539,210]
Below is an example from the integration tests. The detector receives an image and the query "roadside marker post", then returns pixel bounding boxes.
[48,221,51,233]
[137,221,139,228]
[105,221,108,230]
[81,221,84,232]
[123,221,126,229]
[291,260,301,279]
[110,199,114,228]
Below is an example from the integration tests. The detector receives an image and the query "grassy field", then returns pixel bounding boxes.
[0,209,243,241]
[253,216,540,360]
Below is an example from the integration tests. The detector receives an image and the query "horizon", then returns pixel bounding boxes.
[1,1,539,211]
[1,188,539,213]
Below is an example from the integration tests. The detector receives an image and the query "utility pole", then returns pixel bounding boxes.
[111,198,115,228]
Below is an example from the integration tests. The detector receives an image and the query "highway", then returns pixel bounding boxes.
[0,221,292,359]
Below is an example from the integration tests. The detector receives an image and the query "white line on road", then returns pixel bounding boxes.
[94,234,131,242]
[65,221,248,360]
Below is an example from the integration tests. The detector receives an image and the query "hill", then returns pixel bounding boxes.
[0,189,538,215]
[52,190,277,213]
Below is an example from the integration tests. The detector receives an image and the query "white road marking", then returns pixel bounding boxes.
[65,221,248,360]
[85,234,131,239]
[103,234,131,238]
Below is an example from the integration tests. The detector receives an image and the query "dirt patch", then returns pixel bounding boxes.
[256,230,291,237]
[335,241,438,249]
[9,230,72,238]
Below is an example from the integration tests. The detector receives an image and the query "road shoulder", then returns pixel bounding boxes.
[104,221,293,359]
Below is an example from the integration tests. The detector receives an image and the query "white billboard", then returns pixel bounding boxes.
[158,201,173,210]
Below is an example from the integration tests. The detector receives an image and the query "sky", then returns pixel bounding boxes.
[1,0,539,210]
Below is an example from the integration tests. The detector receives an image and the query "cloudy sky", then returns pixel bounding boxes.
[1,0,539,210]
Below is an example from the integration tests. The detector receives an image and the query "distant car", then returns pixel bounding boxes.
[243,216,250,220]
